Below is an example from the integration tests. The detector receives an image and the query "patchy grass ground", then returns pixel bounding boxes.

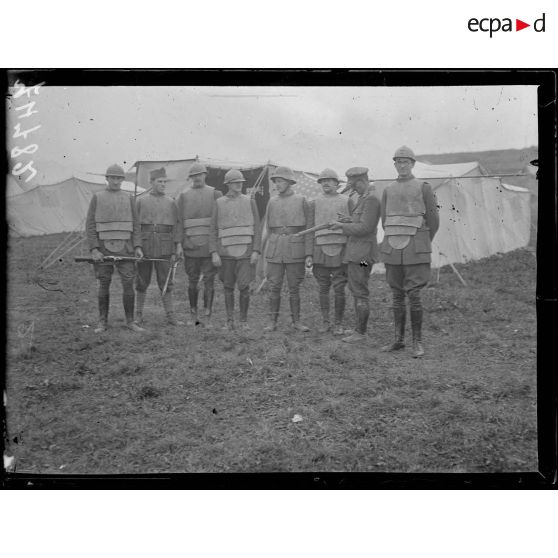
[5,234,537,473]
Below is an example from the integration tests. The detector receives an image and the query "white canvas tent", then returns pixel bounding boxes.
[373,161,532,268]
[6,170,142,237]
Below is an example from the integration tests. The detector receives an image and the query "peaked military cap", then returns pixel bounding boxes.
[150,167,168,181]
[345,167,369,178]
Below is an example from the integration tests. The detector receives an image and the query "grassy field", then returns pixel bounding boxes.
[5,234,537,473]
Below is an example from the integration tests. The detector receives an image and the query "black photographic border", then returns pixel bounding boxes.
[2,68,556,489]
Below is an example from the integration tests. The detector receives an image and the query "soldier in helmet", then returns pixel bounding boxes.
[135,167,183,326]
[263,166,313,332]
[209,169,262,331]
[176,162,222,327]
[380,146,439,358]
[329,167,381,343]
[86,164,145,333]
[308,168,350,334]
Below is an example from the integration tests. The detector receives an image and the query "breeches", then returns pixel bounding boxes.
[94,261,135,296]
[184,256,217,289]
[385,263,431,309]
[312,264,347,296]
[136,259,172,292]
[218,258,255,291]
[266,262,305,297]
[347,261,372,302]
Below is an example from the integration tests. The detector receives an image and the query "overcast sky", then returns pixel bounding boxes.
[7,85,538,180]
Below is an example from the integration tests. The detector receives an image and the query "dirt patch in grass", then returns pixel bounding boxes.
[5,234,537,473]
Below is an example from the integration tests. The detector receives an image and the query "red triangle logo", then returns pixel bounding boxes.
[516,19,530,31]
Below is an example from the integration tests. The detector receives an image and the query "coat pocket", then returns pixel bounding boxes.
[380,237,393,254]
[265,235,278,259]
[159,233,174,256]
[289,236,305,259]
[140,232,154,255]
[414,230,432,253]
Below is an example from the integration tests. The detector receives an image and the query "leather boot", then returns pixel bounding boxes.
[124,294,146,332]
[410,309,425,358]
[264,295,280,332]
[290,295,309,332]
[224,289,235,331]
[135,291,146,324]
[239,289,250,330]
[203,284,215,328]
[162,291,183,326]
[187,285,198,325]
[332,292,346,335]
[342,301,368,343]
[94,295,109,333]
[318,293,330,333]
[382,306,406,351]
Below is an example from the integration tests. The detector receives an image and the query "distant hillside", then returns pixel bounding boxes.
[417,147,538,193]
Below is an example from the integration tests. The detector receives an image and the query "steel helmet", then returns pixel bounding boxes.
[317,168,340,183]
[105,164,126,178]
[188,162,208,177]
[224,169,246,184]
[393,146,416,161]
[270,166,296,183]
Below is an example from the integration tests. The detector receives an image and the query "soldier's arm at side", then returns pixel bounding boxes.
[208,204,219,254]
[173,199,183,245]
[131,196,142,249]
[302,197,313,256]
[307,199,316,257]
[251,199,262,253]
[85,194,99,251]
[380,189,387,228]
[423,182,440,240]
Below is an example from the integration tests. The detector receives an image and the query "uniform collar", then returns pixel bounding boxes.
[396,173,415,182]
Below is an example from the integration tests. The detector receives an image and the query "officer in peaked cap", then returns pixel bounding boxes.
[86,163,145,333]
[134,167,183,326]
[308,168,350,334]
[263,166,313,332]
[209,169,262,331]
[329,167,381,343]
[176,161,222,327]
[379,146,439,358]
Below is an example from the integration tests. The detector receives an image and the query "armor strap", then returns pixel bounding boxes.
[316,234,347,245]
[385,215,423,228]
[96,221,133,232]
[219,226,254,238]
[221,236,253,247]
[99,231,132,240]
[184,217,211,228]
[384,225,418,237]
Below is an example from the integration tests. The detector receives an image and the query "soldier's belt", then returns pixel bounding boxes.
[269,226,304,235]
[141,224,173,233]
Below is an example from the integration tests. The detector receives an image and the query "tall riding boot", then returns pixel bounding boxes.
[224,288,235,330]
[318,293,330,333]
[290,295,310,332]
[203,284,215,327]
[342,301,368,343]
[187,285,198,325]
[94,295,109,333]
[239,289,250,330]
[332,292,346,335]
[264,295,280,332]
[162,291,183,326]
[135,291,146,324]
[410,309,425,358]
[382,305,406,351]
[124,294,145,332]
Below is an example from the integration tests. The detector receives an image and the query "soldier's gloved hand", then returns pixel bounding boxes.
[305,256,313,268]
[91,248,104,262]
[328,221,343,230]
[250,251,259,265]
[175,244,184,261]
[135,247,144,259]
[211,252,222,267]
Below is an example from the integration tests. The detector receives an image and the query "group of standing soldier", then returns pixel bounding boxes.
[85,145,439,357]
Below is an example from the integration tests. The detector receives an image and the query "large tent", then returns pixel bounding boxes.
[6,171,141,237]
[133,157,532,269]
